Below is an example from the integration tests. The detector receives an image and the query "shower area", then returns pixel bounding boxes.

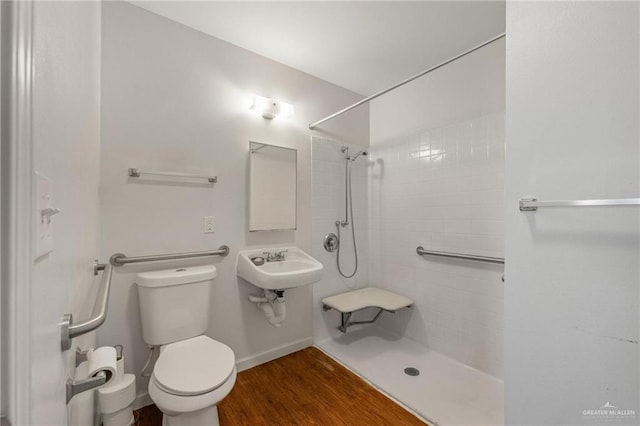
[311,37,505,425]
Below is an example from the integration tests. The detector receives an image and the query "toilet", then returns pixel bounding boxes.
[136,265,236,426]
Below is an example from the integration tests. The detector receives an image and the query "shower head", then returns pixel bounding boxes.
[351,150,368,161]
[341,146,368,161]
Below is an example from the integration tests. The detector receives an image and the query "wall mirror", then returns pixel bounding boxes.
[249,141,297,231]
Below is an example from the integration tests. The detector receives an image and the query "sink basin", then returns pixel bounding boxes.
[237,247,323,290]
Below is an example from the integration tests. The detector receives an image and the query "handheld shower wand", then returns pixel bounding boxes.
[338,147,368,227]
[335,146,368,278]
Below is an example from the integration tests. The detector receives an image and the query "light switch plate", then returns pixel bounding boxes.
[204,216,215,233]
[35,172,54,259]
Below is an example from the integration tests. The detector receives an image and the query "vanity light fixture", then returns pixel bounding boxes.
[250,94,294,120]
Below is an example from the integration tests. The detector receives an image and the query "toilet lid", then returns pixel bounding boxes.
[153,335,235,396]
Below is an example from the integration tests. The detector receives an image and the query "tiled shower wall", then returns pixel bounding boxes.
[311,137,369,343]
[369,112,505,378]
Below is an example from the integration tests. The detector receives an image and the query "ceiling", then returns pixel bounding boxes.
[131,1,505,96]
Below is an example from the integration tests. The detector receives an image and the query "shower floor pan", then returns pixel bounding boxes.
[316,327,503,426]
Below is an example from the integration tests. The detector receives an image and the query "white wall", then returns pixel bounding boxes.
[311,137,369,343]
[99,1,368,404]
[505,2,639,424]
[368,40,505,377]
[31,2,102,425]
[370,40,505,145]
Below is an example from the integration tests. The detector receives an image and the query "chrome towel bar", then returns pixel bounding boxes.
[416,246,504,265]
[109,245,230,267]
[128,168,217,184]
[61,263,113,351]
[519,197,640,211]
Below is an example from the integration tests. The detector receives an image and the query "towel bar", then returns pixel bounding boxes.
[519,197,640,211]
[128,168,217,184]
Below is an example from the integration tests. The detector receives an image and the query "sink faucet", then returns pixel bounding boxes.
[263,250,288,262]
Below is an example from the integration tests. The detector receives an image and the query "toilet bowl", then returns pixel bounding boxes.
[148,335,236,426]
[135,266,237,426]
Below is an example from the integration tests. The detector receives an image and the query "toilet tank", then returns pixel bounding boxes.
[135,265,216,346]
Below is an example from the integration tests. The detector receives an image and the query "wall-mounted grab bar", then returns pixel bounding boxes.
[61,263,113,351]
[110,245,230,267]
[128,168,217,184]
[519,197,640,211]
[416,246,504,265]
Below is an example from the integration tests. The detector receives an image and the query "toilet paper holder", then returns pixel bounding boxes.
[74,346,122,366]
[66,371,108,404]
[75,347,90,367]
[67,347,116,404]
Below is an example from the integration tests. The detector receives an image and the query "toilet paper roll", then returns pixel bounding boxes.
[87,346,117,385]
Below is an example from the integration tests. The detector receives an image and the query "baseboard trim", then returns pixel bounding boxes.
[132,337,313,410]
[133,391,153,411]
[235,337,313,372]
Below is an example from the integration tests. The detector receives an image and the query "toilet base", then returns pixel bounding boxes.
[162,405,219,426]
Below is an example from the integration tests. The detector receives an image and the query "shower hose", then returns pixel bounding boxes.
[336,159,358,278]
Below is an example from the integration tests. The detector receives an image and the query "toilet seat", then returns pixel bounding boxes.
[149,367,237,417]
[153,335,235,397]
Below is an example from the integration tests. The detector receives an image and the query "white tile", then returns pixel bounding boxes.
[314,113,505,386]
[366,113,505,376]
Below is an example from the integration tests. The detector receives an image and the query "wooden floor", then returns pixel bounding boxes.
[134,347,426,425]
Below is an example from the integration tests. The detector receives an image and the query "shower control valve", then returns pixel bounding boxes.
[323,233,339,253]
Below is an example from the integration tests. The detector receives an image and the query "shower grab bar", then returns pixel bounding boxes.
[60,263,113,351]
[309,32,506,129]
[128,168,217,184]
[416,246,504,265]
[519,197,640,211]
[109,245,230,267]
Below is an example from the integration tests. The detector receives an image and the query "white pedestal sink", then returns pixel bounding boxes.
[237,247,323,290]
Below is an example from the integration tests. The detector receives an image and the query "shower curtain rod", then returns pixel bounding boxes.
[308,32,506,130]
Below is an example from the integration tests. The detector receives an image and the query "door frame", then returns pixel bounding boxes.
[1,0,34,424]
